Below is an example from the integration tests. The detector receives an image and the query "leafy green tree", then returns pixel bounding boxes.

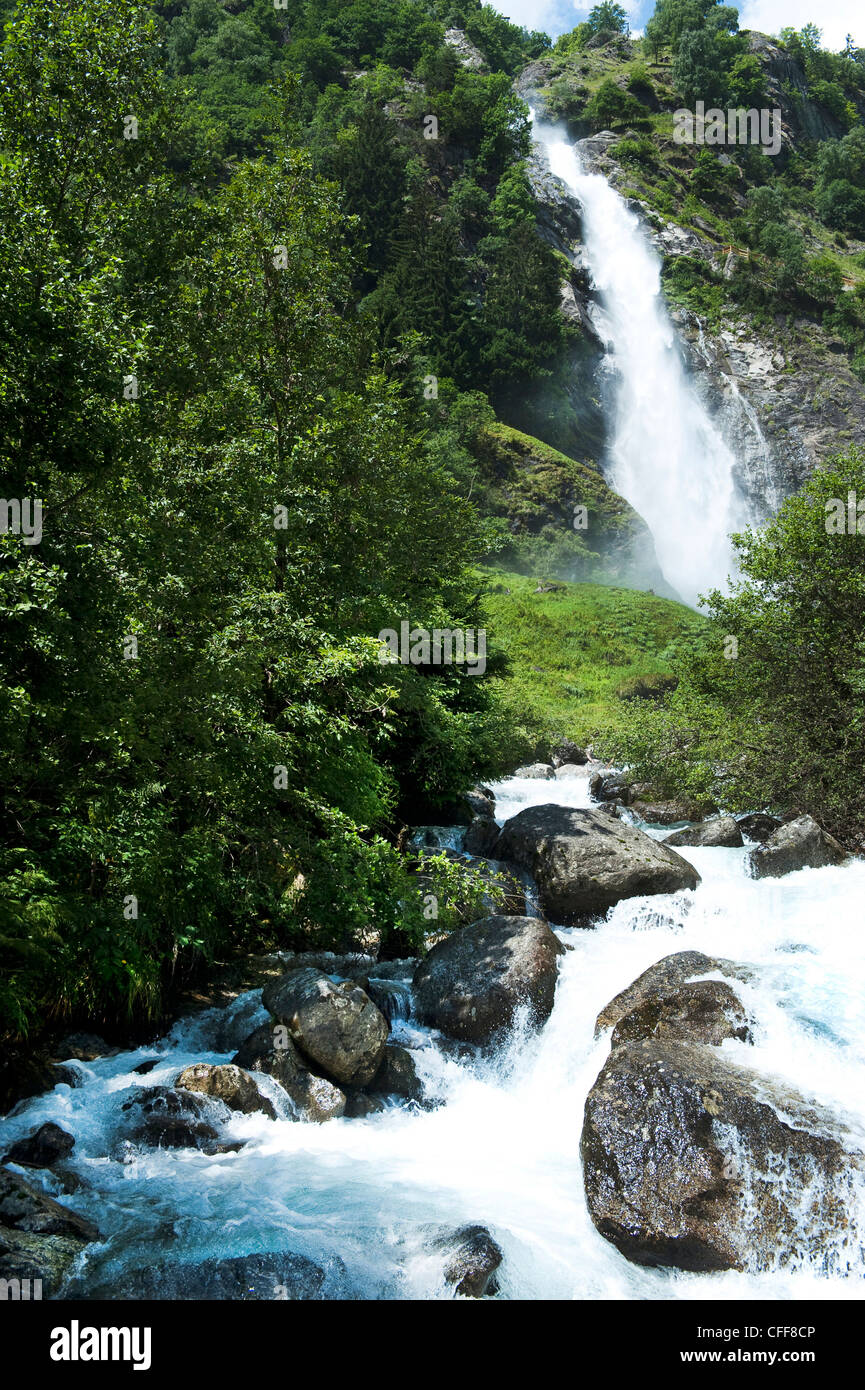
[587,3,628,37]
[0,0,506,1036]
[585,78,651,130]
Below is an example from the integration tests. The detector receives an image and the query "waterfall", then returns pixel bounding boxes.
[531,114,747,607]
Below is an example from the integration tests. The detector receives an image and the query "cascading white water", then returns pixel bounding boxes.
[5,771,864,1300]
[531,114,746,607]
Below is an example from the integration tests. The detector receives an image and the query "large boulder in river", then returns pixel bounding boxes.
[736,812,782,843]
[232,1023,346,1122]
[369,1044,424,1104]
[0,1166,101,1296]
[413,915,563,1043]
[630,798,706,825]
[463,814,501,856]
[463,785,495,818]
[497,805,699,924]
[3,1122,75,1169]
[116,1251,329,1301]
[610,980,751,1048]
[120,1086,223,1151]
[581,1040,861,1273]
[551,738,588,766]
[664,817,743,848]
[749,814,846,879]
[262,968,388,1088]
[434,1225,503,1297]
[596,951,753,1037]
[513,762,555,779]
[175,1062,275,1119]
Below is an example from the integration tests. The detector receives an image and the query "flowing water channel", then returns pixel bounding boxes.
[6,771,865,1300]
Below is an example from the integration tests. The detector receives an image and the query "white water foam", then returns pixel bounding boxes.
[4,776,864,1299]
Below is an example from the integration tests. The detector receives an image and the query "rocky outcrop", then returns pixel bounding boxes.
[262,968,388,1088]
[678,309,865,516]
[413,915,563,1043]
[497,805,699,923]
[175,1062,276,1119]
[233,1023,347,1122]
[581,1040,862,1272]
[665,817,743,848]
[472,422,666,590]
[0,1166,101,1297]
[589,770,632,803]
[443,28,485,71]
[749,815,846,878]
[435,1225,503,1297]
[463,785,495,818]
[3,1122,75,1169]
[513,762,555,779]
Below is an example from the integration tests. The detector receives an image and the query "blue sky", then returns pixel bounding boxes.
[495,0,863,52]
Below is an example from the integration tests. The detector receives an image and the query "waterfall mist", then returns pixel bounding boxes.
[531,114,746,607]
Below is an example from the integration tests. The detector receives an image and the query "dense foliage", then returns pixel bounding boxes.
[0,0,539,1036]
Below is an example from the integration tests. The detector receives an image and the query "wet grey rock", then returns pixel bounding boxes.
[370,1044,424,1104]
[343,1092,389,1118]
[736,812,782,843]
[55,1033,113,1062]
[120,1086,221,1151]
[232,1023,346,1122]
[581,1040,861,1273]
[610,979,752,1048]
[550,739,588,767]
[262,968,388,1088]
[436,1224,503,1297]
[497,804,699,924]
[589,771,632,804]
[116,1251,328,1300]
[175,1063,276,1119]
[595,951,753,1035]
[413,914,563,1043]
[463,814,501,857]
[3,1122,75,1169]
[463,785,495,818]
[0,1166,101,1297]
[630,799,706,825]
[749,815,846,879]
[665,817,743,848]
[512,762,555,779]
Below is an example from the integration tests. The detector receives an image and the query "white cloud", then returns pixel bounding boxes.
[737,0,863,52]
[493,0,571,32]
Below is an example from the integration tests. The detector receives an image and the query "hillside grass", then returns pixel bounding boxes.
[480,568,706,754]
